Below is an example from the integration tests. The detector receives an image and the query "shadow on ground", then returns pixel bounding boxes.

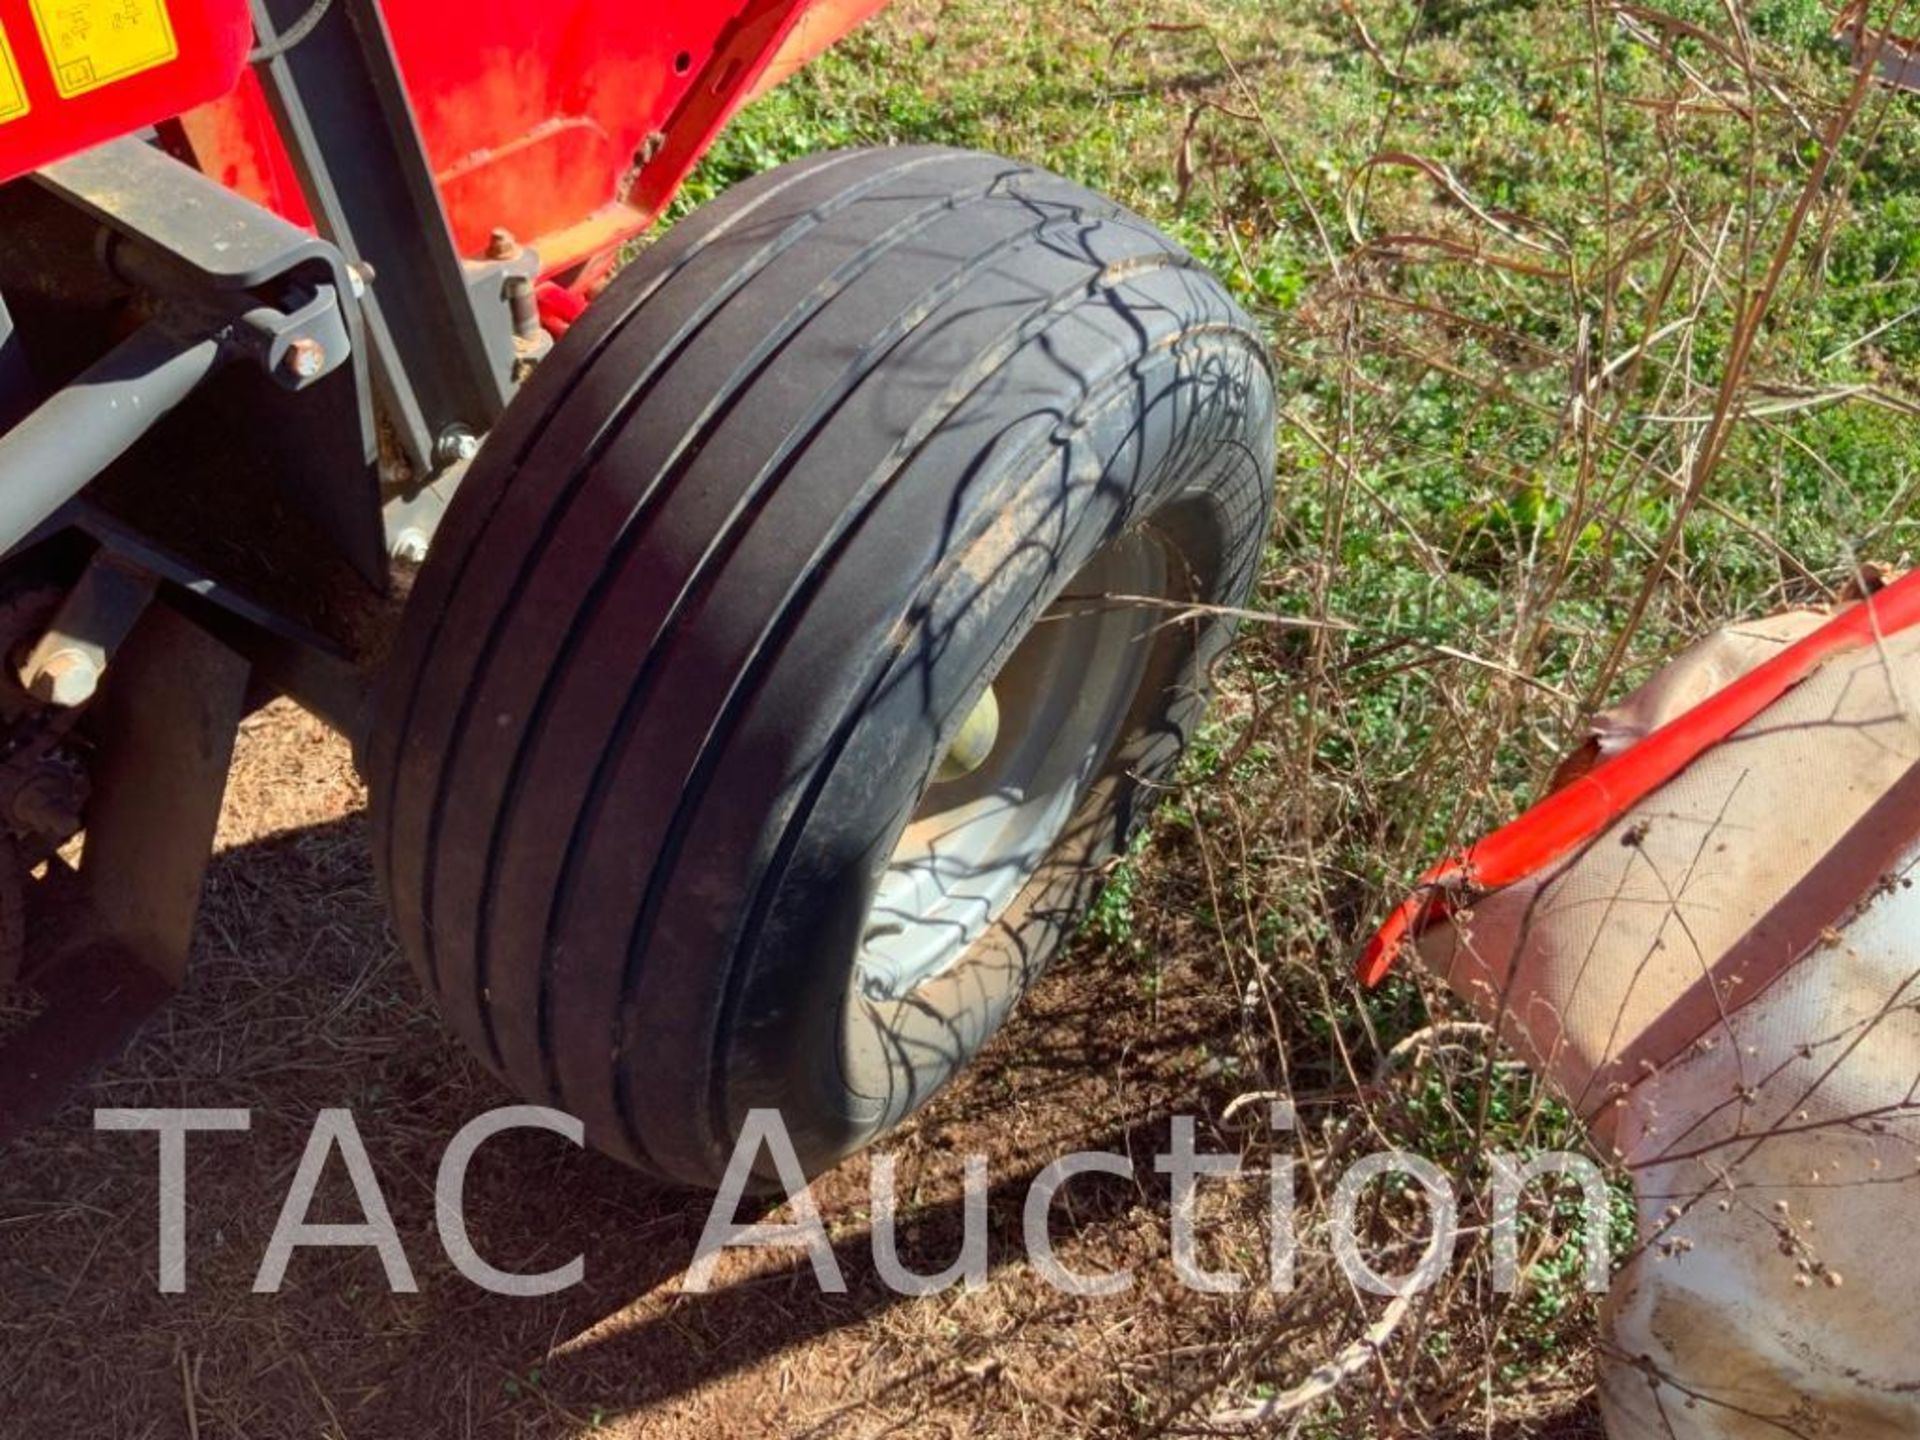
[0,707,1603,1438]
[0,719,1200,1438]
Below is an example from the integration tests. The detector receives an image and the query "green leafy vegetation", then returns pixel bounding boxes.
[680,0,1919,1429]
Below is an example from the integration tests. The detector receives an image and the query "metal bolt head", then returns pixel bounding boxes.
[283,337,327,382]
[27,648,101,708]
[433,427,482,468]
[486,227,519,260]
[392,529,431,564]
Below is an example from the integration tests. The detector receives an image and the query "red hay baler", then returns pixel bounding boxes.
[0,0,1273,1187]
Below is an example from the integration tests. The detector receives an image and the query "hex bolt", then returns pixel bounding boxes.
[283,337,327,382]
[26,647,102,708]
[505,273,541,340]
[486,227,519,260]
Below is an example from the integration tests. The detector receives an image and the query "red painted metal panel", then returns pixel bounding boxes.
[177,0,890,282]
[0,0,250,185]
[749,0,888,99]
[4,0,888,289]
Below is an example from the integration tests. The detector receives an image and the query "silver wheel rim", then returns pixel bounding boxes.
[855,530,1167,1001]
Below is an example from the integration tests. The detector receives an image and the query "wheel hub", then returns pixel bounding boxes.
[856,530,1168,1001]
[935,685,1000,782]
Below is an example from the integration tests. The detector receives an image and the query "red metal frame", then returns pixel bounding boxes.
[178,0,888,285]
[0,0,251,185]
[3,0,888,288]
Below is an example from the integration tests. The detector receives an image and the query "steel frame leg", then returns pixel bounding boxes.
[0,603,248,1141]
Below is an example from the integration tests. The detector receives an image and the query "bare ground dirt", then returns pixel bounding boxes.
[0,700,1600,1439]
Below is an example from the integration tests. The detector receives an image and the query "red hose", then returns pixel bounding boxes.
[536,281,589,339]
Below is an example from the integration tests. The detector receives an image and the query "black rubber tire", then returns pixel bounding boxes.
[367,147,1275,1188]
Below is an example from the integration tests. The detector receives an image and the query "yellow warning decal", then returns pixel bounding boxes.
[29,0,178,100]
[0,21,29,124]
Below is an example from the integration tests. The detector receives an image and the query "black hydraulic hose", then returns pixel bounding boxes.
[0,324,226,556]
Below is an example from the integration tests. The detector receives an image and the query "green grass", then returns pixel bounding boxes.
[686,0,1920,709]
[678,1,1920,1430]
